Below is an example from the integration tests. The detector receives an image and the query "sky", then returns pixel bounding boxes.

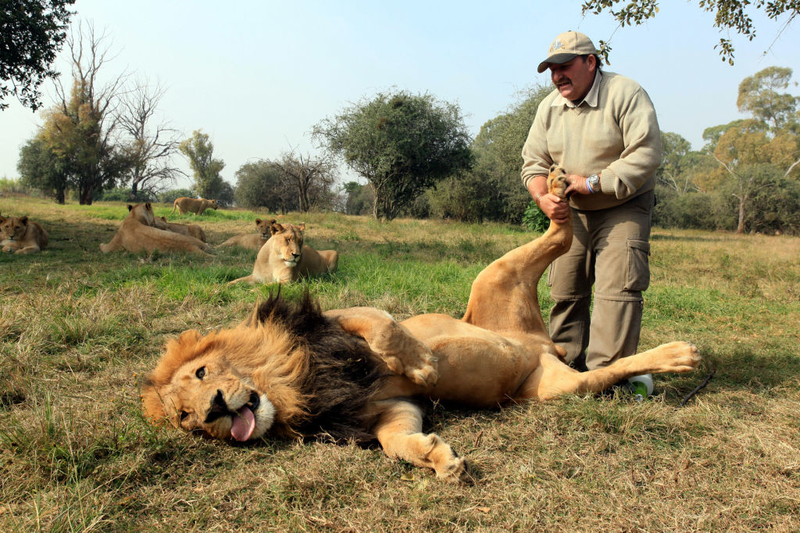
[2,0,799,189]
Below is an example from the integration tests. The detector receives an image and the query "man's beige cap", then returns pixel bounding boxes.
[537,31,599,73]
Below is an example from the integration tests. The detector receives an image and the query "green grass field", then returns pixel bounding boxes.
[1,194,798,532]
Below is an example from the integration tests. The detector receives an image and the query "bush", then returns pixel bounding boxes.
[0,177,29,195]
[100,187,156,203]
[521,200,549,232]
[653,186,731,231]
[158,188,195,204]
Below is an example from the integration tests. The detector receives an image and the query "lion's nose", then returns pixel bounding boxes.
[204,390,230,423]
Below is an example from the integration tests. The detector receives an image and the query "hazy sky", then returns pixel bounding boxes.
[2,0,798,189]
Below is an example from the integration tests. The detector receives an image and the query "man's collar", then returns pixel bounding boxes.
[552,70,603,108]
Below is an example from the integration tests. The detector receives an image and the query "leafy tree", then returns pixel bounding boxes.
[470,84,552,224]
[340,181,374,216]
[37,23,130,204]
[117,80,185,198]
[272,149,338,212]
[179,130,226,200]
[158,187,194,204]
[580,0,800,64]
[314,90,473,221]
[712,119,781,232]
[233,160,295,212]
[17,136,69,203]
[657,132,718,194]
[706,67,800,232]
[0,0,75,111]
[427,171,494,223]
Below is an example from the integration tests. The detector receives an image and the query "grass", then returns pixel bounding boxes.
[1,194,799,532]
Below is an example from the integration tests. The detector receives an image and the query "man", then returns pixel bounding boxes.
[521,30,661,372]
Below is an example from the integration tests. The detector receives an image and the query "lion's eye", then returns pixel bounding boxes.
[196,367,206,379]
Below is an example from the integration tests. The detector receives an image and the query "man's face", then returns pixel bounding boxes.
[549,55,596,102]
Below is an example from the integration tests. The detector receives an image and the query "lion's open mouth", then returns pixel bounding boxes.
[230,391,260,442]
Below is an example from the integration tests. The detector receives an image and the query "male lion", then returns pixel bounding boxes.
[100,203,210,256]
[171,197,218,215]
[155,216,207,242]
[142,166,700,482]
[229,222,338,284]
[0,215,49,254]
[218,218,274,251]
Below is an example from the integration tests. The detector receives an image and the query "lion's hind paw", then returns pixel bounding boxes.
[658,341,701,373]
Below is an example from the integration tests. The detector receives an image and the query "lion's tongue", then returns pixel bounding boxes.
[230,406,255,441]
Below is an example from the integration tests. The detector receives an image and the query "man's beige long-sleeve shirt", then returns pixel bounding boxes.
[521,71,662,211]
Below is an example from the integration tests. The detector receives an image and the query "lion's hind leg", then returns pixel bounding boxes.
[518,341,701,400]
[461,165,572,334]
[372,399,467,482]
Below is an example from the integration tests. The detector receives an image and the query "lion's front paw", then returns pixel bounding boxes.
[436,456,469,483]
[383,345,439,387]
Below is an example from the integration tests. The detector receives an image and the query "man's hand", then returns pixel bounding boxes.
[537,193,570,225]
[565,174,591,196]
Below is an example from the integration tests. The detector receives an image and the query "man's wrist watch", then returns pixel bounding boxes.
[587,173,601,193]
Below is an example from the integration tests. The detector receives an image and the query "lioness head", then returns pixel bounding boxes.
[207,199,219,210]
[270,222,306,267]
[255,218,276,241]
[0,215,28,241]
[128,203,156,227]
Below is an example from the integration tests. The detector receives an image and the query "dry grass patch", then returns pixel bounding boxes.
[1,196,799,531]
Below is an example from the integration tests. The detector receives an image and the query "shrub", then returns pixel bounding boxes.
[521,200,549,232]
[158,188,195,204]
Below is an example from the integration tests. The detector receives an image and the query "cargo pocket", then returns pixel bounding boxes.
[624,239,650,292]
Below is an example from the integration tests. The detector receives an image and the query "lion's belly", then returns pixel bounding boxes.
[399,315,542,407]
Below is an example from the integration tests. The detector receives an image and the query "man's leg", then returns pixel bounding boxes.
[548,209,592,369]
[586,192,654,370]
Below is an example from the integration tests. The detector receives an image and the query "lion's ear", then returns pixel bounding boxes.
[175,329,203,349]
[20,216,28,225]
[255,218,262,225]
[270,223,284,235]
[128,205,134,211]
[146,202,152,210]
[297,223,306,231]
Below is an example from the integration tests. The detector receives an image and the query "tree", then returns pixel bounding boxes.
[272,149,338,212]
[713,119,785,232]
[179,130,226,200]
[314,90,473,221]
[0,0,75,111]
[340,181,374,216]
[37,22,130,204]
[469,84,552,223]
[17,135,69,202]
[657,132,718,194]
[234,160,292,211]
[117,80,185,198]
[580,0,800,64]
[738,66,800,131]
